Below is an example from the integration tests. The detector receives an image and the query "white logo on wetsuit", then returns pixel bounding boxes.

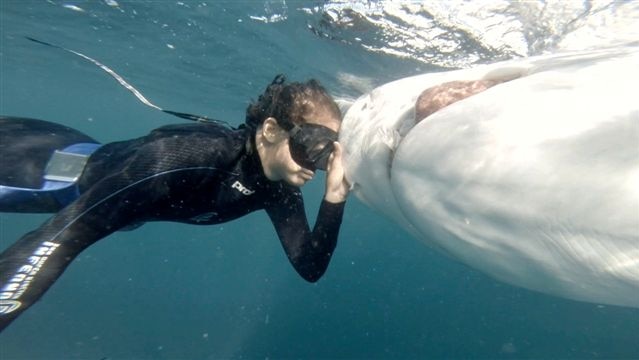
[0,241,60,314]
[0,300,21,314]
[231,181,255,196]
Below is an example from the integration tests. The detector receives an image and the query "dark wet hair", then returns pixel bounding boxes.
[245,74,341,132]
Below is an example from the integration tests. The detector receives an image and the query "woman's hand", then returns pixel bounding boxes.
[324,141,350,203]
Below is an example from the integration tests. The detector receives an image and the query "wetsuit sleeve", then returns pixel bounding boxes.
[265,190,345,283]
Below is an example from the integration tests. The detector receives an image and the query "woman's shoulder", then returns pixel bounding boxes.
[148,122,238,139]
[134,122,248,165]
[145,122,244,147]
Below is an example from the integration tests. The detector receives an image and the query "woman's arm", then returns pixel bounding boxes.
[266,193,345,282]
[266,141,349,282]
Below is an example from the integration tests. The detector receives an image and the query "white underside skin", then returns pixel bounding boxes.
[340,45,639,308]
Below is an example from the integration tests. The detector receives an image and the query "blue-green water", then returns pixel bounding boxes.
[1,1,638,359]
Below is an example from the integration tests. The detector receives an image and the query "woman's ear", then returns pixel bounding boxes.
[261,117,285,143]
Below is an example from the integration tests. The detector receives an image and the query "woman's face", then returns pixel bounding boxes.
[270,134,316,187]
[257,115,340,187]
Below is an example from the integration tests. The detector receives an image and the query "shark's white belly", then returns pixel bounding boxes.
[340,46,639,307]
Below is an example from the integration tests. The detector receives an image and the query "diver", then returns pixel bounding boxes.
[0,75,350,332]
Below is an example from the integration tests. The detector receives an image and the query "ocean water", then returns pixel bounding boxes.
[1,1,638,359]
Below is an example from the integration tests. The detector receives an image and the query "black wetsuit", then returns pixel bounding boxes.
[0,117,344,331]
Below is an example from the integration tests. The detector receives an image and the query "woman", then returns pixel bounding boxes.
[0,75,349,331]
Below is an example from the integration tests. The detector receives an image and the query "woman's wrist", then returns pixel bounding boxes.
[324,189,348,203]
